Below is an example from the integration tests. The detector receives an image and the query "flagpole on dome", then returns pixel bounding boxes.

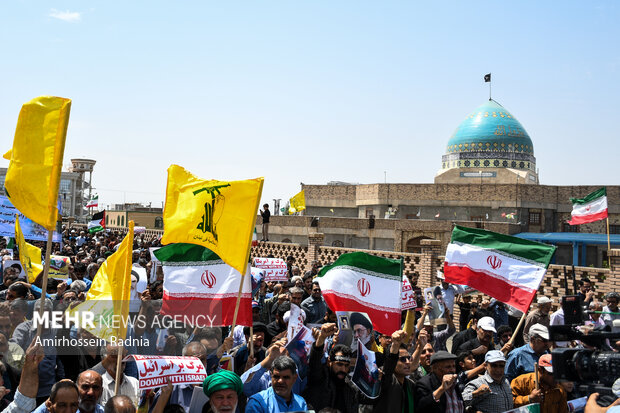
[484,73,492,100]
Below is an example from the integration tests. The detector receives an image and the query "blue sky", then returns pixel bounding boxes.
[1,1,618,210]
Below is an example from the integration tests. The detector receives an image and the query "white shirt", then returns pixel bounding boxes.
[550,308,568,347]
[101,371,139,407]
[440,284,467,313]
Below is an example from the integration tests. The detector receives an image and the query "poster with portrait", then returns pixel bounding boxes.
[423,286,446,326]
[336,311,373,351]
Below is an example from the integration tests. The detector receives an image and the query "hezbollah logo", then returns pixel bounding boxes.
[193,183,230,242]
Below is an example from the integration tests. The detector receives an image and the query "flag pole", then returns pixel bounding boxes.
[230,178,265,336]
[249,326,254,359]
[607,217,611,251]
[115,221,133,395]
[35,229,54,338]
[507,310,528,348]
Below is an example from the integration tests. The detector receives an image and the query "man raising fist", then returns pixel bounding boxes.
[414,350,464,413]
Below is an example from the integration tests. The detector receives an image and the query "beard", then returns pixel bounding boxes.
[78,400,97,413]
[211,402,238,413]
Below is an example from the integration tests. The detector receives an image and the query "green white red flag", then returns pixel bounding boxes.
[316,252,402,334]
[567,187,608,225]
[154,243,252,327]
[444,226,556,313]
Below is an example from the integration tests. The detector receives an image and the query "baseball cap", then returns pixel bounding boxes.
[485,350,506,363]
[539,354,553,373]
[477,316,497,333]
[528,323,550,340]
[537,296,553,305]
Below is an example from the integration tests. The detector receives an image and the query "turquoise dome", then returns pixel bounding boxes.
[442,100,536,172]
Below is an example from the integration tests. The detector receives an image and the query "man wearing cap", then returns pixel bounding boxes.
[523,296,552,343]
[463,350,513,413]
[511,354,568,413]
[414,350,464,413]
[202,369,244,413]
[457,316,501,366]
[504,323,550,382]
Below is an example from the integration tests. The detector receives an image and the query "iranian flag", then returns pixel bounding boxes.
[154,243,252,327]
[88,210,105,234]
[444,226,556,312]
[86,196,98,208]
[568,187,608,225]
[316,252,402,334]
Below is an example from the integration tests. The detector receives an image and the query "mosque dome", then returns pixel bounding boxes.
[441,100,536,173]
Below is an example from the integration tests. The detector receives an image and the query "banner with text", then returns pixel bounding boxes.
[253,257,287,282]
[0,196,61,242]
[130,355,207,390]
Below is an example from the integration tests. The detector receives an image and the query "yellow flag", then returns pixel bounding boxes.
[161,165,264,275]
[289,190,306,214]
[67,221,134,342]
[3,96,71,231]
[15,215,43,283]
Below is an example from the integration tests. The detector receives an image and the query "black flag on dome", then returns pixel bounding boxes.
[484,73,491,82]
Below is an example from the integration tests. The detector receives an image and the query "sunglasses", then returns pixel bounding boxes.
[399,355,412,363]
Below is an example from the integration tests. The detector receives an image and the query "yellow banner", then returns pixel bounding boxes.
[3,96,71,231]
[289,190,306,214]
[67,222,134,342]
[161,165,264,275]
[15,216,43,283]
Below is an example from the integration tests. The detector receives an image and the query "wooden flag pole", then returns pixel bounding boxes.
[35,229,55,338]
[229,270,247,338]
[534,362,540,389]
[507,310,528,348]
[115,221,133,395]
[249,326,254,358]
[607,217,611,251]
[114,342,125,395]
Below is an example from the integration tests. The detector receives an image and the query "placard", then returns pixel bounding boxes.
[0,196,61,242]
[253,257,287,282]
[130,355,207,390]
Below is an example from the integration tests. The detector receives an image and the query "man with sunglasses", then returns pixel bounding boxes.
[602,292,620,328]
[463,350,513,413]
[504,324,550,382]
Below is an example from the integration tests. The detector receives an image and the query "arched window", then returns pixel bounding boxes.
[281,238,292,243]
[332,240,344,247]
[406,236,432,253]
[154,217,163,229]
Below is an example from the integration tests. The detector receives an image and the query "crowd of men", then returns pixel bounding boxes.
[0,226,619,413]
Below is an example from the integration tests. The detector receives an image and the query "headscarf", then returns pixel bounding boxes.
[202,369,243,397]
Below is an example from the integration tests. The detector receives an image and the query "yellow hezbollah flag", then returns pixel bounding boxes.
[289,190,306,214]
[67,221,134,342]
[15,215,43,283]
[161,164,264,275]
[3,96,71,231]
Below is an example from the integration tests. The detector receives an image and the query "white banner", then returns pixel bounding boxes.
[401,275,417,311]
[130,355,207,390]
[253,257,287,282]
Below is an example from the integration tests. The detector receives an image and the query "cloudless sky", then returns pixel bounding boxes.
[1,1,618,211]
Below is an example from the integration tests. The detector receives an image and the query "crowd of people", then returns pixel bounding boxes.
[0,226,619,413]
